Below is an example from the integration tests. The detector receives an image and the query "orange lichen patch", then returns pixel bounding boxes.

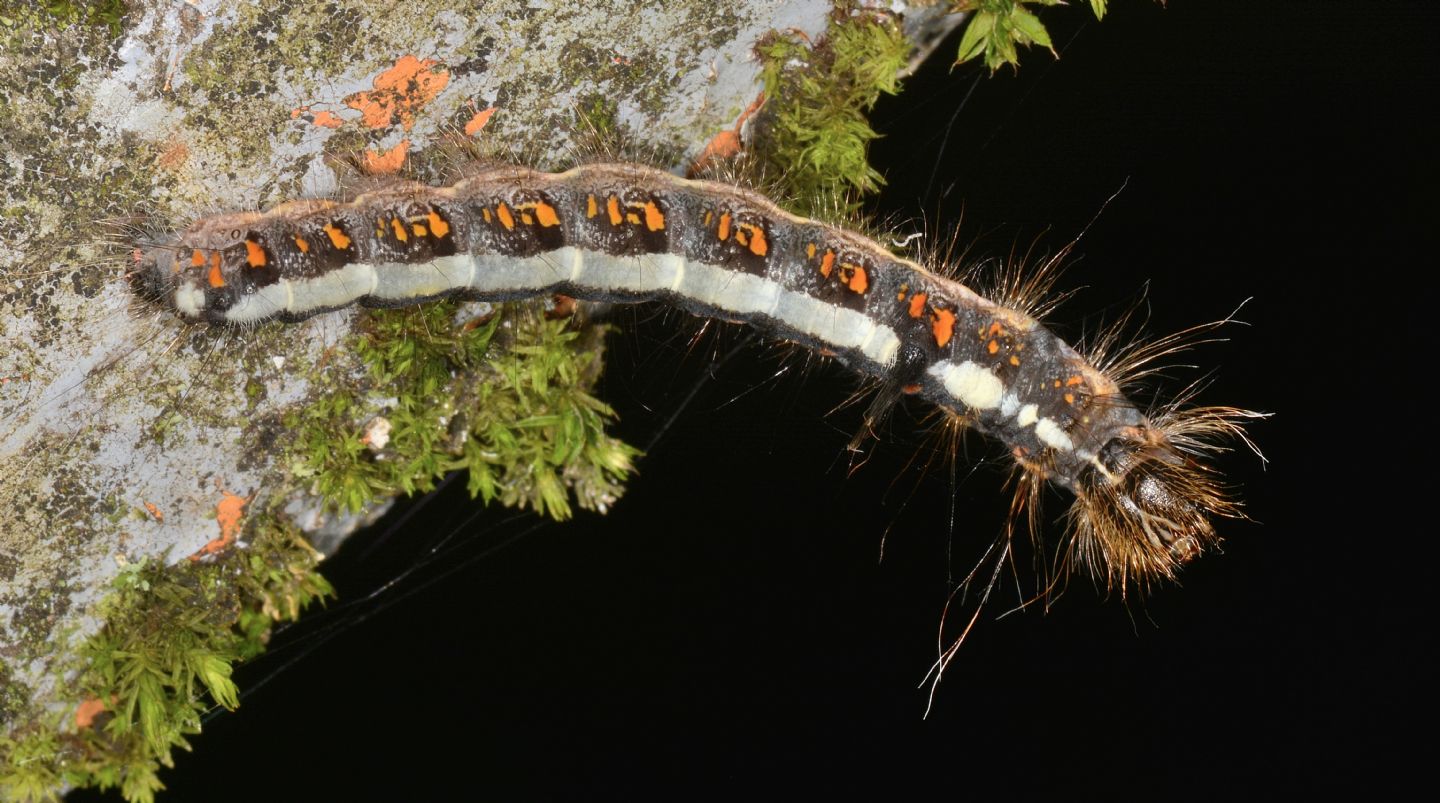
[391,218,409,242]
[716,211,732,241]
[207,262,225,288]
[323,223,351,249]
[587,195,599,218]
[190,249,206,268]
[345,55,450,131]
[688,90,766,175]
[606,195,622,226]
[189,489,250,561]
[496,202,515,230]
[157,139,189,171]
[464,106,496,136]
[244,240,266,267]
[931,308,957,347]
[744,224,768,256]
[362,140,410,174]
[427,210,451,237]
[294,235,310,253]
[291,106,345,128]
[908,292,927,318]
[143,502,164,522]
[819,249,835,278]
[534,201,561,227]
[846,265,868,293]
[75,697,109,729]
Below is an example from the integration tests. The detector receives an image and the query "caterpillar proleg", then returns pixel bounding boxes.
[133,161,1256,589]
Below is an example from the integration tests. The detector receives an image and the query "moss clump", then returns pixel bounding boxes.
[287,301,637,521]
[952,0,1109,72]
[0,520,332,803]
[756,6,912,217]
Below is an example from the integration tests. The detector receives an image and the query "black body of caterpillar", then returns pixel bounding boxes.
[134,162,1252,588]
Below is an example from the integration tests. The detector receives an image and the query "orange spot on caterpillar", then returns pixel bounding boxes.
[362,140,410,174]
[482,207,493,223]
[908,292,927,318]
[1064,392,1076,404]
[391,218,408,242]
[986,321,1006,338]
[496,202,515,230]
[207,261,225,288]
[426,210,451,237]
[702,210,713,226]
[932,308,956,347]
[522,212,535,225]
[464,106,497,136]
[244,239,266,268]
[902,383,922,394]
[190,249,205,268]
[535,201,561,227]
[1066,375,1084,386]
[806,242,816,259]
[323,223,351,249]
[847,265,868,293]
[819,249,835,278]
[294,235,310,253]
[735,229,748,246]
[606,195,622,226]
[1009,355,1021,367]
[747,225,768,256]
[412,223,428,237]
[987,339,1000,355]
[345,55,450,131]
[717,211,732,241]
[626,211,641,225]
[643,201,665,231]
[586,195,599,218]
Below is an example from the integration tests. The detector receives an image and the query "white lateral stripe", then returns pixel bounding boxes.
[1034,418,1074,451]
[928,360,1004,410]
[198,250,899,367]
[1016,403,1038,427]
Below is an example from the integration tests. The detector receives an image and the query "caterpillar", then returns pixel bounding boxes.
[132,160,1255,589]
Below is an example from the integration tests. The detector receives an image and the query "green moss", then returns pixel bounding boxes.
[754,6,911,218]
[952,0,1109,72]
[0,520,332,803]
[0,1,128,35]
[287,301,637,521]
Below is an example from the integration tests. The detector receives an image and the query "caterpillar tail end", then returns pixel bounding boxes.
[1067,406,1263,592]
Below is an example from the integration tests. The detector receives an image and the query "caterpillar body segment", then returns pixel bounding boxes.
[134,162,1250,587]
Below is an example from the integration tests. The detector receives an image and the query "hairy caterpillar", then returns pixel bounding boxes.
[132,160,1255,590]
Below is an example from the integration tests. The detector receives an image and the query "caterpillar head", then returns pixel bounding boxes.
[1067,407,1258,591]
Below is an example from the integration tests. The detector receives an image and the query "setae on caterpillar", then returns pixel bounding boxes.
[132,160,1256,590]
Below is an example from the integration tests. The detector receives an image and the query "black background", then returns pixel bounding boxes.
[85,1,1432,800]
